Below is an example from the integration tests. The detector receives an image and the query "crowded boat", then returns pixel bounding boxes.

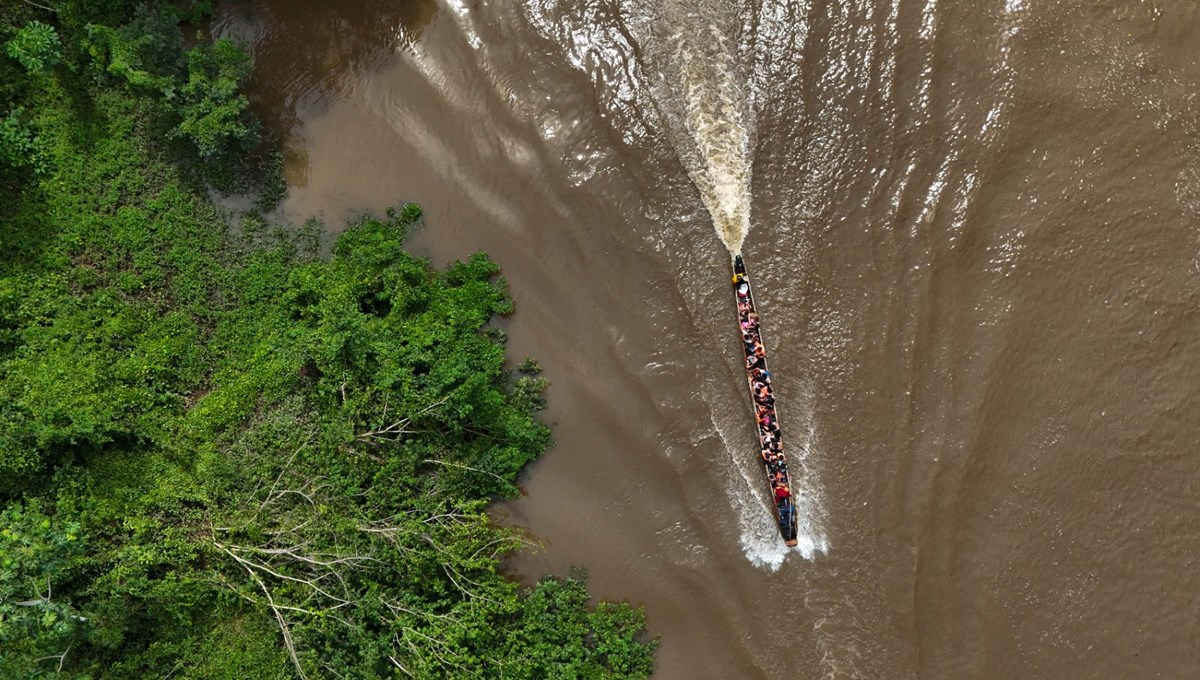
[733,255,799,546]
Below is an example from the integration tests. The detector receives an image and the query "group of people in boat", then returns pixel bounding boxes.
[734,271,792,507]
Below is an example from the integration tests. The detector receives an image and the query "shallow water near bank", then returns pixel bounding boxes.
[216,0,1200,677]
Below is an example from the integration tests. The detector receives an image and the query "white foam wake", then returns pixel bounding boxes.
[676,30,754,255]
[708,393,829,571]
[639,1,755,255]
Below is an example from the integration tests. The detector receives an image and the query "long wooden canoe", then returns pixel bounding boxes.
[732,255,799,547]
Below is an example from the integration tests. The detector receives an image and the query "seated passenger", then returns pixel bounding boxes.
[775,485,791,502]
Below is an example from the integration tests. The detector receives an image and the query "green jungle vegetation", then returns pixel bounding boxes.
[0,2,655,677]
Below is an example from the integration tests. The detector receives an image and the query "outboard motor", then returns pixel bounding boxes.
[778,498,798,543]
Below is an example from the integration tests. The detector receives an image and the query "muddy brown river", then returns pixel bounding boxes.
[214,1,1200,677]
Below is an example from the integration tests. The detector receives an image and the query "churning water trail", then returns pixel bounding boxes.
[641,1,756,256]
[677,27,755,256]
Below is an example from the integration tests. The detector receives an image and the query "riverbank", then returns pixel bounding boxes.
[0,3,654,677]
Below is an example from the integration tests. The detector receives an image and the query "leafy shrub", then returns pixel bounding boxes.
[0,107,36,171]
[173,38,256,159]
[0,501,86,678]
[6,21,62,74]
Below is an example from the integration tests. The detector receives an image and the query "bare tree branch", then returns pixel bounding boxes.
[358,395,450,441]
[22,0,56,13]
[216,544,351,609]
[379,597,466,630]
[322,663,348,679]
[32,644,71,673]
[215,543,308,680]
[421,458,511,487]
[261,438,314,511]
[399,625,468,674]
[389,654,415,678]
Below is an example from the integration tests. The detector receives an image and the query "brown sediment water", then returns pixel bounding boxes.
[214,1,1200,677]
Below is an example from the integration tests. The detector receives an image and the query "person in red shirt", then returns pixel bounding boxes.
[775,484,791,502]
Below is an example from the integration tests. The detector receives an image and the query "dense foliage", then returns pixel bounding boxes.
[0,2,655,678]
